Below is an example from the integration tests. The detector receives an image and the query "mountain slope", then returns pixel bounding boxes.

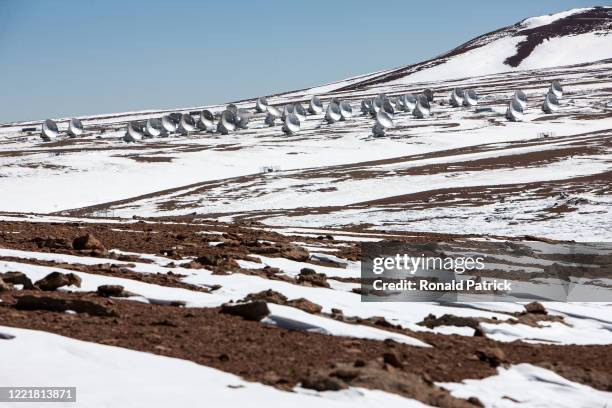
[286,6,612,96]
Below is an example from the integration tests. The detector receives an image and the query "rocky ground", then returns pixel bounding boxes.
[1,217,611,407]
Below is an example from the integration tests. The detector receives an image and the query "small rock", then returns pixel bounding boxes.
[280,244,310,262]
[220,301,270,321]
[97,285,126,297]
[300,373,347,392]
[0,332,16,340]
[1,272,35,289]
[35,272,82,291]
[524,301,547,315]
[72,233,107,252]
[287,298,322,314]
[32,236,71,249]
[475,347,506,367]
[297,269,329,288]
[468,397,484,407]
[244,289,288,304]
[354,359,366,367]
[331,308,344,316]
[15,295,117,317]
[300,268,317,275]
[383,351,403,368]
[194,254,222,266]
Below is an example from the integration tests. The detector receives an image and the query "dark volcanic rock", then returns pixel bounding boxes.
[524,301,547,315]
[14,295,117,317]
[300,373,347,391]
[97,285,127,297]
[72,233,107,252]
[297,268,329,288]
[35,272,82,291]
[244,289,288,304]
[475,347,506,368]
[220,301,270,321]
[0,332,16,340]
[287,298,323,314]
[383,351,403,368]
[32,236,71,249]
[1,272,35,290]
[419,313,481,329]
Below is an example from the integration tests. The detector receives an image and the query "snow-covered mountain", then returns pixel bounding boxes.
[290,6,612,96]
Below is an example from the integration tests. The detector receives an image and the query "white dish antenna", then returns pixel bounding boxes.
[449,88,465,107]
[67,118,84,137]
[235,109,251,129]
[265,105,282,126]
[145,118,163,137]
[217,109,237,134]
[513,90,528,108]
[549,80,563,99]
[308,96,323,114]
[376,111,394,128]
[325,102,342,123]
[282,104,295,120]
[401,94,416,112]
[179,113,197,134]
[506,98,524,121]
[339,101,353,120]
[294,103,307,122]
[161,115,177,135]
[267,105,282,118]
[255,97,269,113]
[41,119,59,141]
[124,121,144,142]
[463,89,479,107]
[197,110,215,131]
[413,97,431,118]
[265,113,276,126]
[371,97,384,115]
[372,112,393,137]
[361,98,373,115]
[541,92,560,113]
[381,99,395,117]
[282,113,301,135]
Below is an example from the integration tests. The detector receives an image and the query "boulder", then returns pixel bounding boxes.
[287,298,322,314]
[97,285,126,297]
[383,351,403,368]
[475,347,506,367]
[297,268,329,288]
[35,272,82,291]
[1,272,35,290]
[31,236,71,249]
[14,295,117,317]
[524,301,547,315]
[220,301,270,321]
[72,233,107,252]
[243,290,288,304]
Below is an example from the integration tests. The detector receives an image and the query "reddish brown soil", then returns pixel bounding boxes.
[0,290,611,401]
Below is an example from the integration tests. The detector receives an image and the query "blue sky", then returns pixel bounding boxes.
[0,0,600,122]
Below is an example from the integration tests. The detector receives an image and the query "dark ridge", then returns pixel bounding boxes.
[505,7,612,67]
